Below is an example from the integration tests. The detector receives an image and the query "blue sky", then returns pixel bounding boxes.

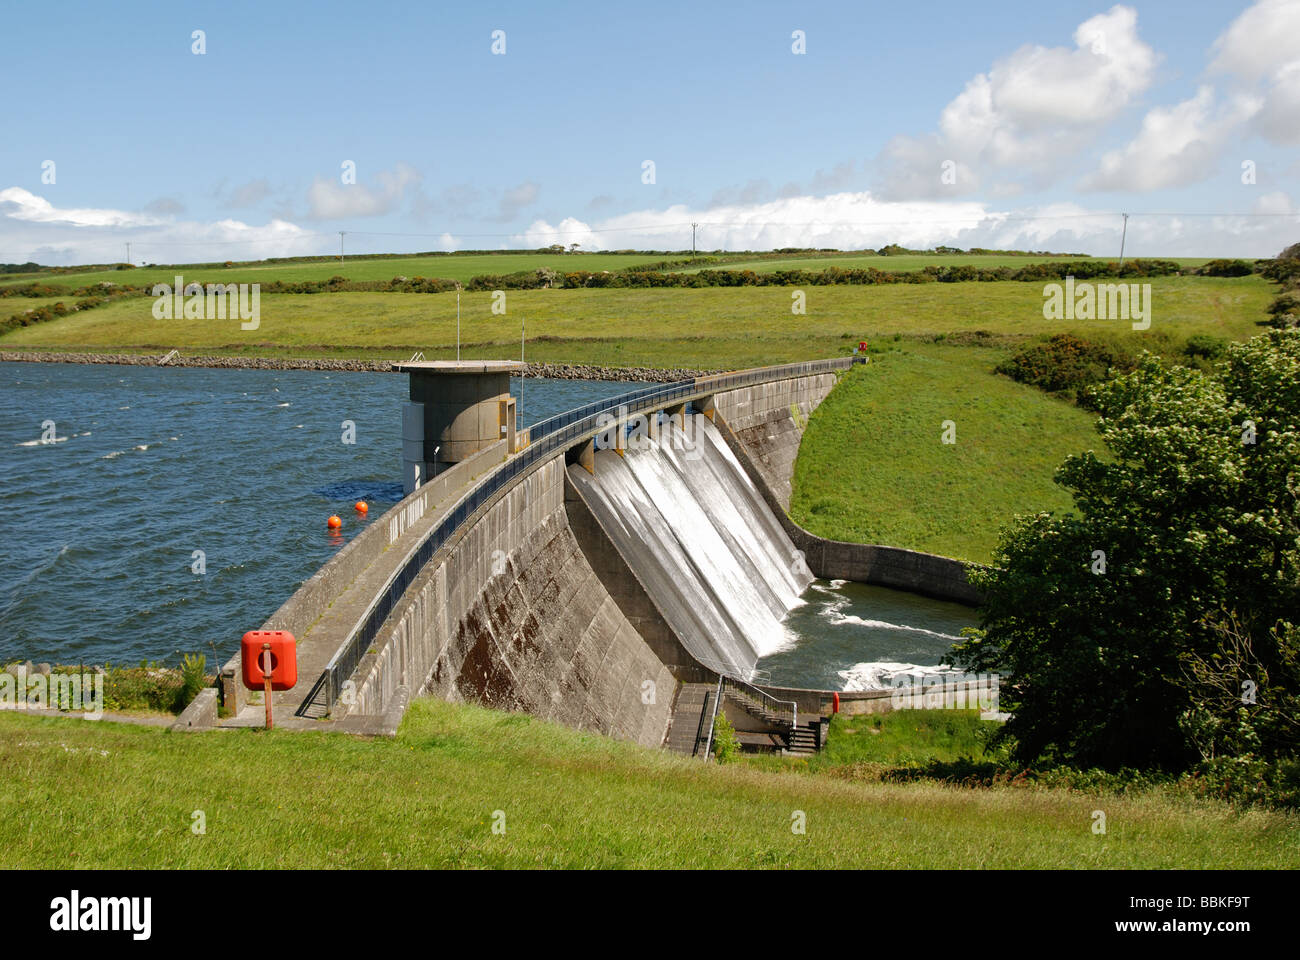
[1,0,1297,263]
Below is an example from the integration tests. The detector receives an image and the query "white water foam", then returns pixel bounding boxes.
[838,661,965,691]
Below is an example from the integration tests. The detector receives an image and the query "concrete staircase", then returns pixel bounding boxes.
[786,721,819,755]
[666,682,718,756]
[724,682,823,755]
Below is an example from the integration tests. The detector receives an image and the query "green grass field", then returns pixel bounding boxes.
[674,253,1213,274]
[791,350,1099,563]
[3,274,1267,565]
[0,251,1220,293]
[0,252,673,291]
[1,276,1271,371]
[2,701,1294,868]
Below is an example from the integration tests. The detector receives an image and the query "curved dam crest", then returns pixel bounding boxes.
[198,359,981,750]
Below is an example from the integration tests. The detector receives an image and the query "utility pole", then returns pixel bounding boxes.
[1118,213,1129,267]
[125,242,130,265]
[339,231,346,263]
[519,314,525,434]
[456,292,461,361]
[691,222,698,258]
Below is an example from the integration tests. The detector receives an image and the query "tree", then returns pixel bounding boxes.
[951,331,1300,770]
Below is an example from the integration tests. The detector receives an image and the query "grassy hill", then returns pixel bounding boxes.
[791,349,1099,563]
[1,276,1271,370]
[1,700,1294,868]
[672,253,1214,274]
[0,252,672,291]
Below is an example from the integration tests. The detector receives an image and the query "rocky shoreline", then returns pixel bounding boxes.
[0,350,717,383]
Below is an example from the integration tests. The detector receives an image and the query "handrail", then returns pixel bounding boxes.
[701,677,723,760]
[721,675,798,735]
[296,356,860,718]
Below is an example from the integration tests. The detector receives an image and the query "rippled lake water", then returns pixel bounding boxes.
[0,362,630,666]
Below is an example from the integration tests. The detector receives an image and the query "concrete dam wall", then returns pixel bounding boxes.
[331,363,854,747]
[199,357,981,747]
[350,456,677,746]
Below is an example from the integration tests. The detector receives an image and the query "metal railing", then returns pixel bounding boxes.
[296,356,859,718]
[698,677,724,759]
[721,675,798,735]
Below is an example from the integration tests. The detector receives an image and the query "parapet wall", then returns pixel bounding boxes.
[218,441,507,716]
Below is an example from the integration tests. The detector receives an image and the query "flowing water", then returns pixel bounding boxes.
[758,580,977,690]
[570,416,814,678]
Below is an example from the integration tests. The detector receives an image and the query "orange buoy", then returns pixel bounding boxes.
[354,501,368,514]
[327,515,342,529]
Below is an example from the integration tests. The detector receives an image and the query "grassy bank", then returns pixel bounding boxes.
[671,253,1214,274]
[791,349,1097,562]
[1,699,1294,868]
[0,276,1271,371]
[0,252,672,291]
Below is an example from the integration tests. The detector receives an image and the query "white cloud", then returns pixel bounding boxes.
[494,181,540,222]
[513,190,1297,258]
[1254,60,1300,144]
[1253,189,1295,215]
[1081,86,1260,191]
[878,5,1157,198]
[1210,0,1300,81]
[1210,0,1300,146]
[0,187,167,229]
[0,187,321,265]
[518,217,602,250]
[229,178,272,208]
[305,163,421,220]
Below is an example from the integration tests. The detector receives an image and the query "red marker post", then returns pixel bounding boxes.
[241,630,297,730]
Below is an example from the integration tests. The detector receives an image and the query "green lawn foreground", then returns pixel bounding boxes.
[0,699,1295,869]
[791,346,1098,563]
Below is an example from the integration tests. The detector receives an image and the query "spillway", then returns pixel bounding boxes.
[568,415,812,679]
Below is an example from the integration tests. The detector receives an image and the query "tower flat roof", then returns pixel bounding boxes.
[393,360,526,374]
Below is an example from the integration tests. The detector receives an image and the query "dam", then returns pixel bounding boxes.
[179,357,982,754]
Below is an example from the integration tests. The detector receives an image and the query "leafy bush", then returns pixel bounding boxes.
[1267,292,1300,328]
[994,333,1135,406]
[179,653,208,708]
[1183,334,1229,360]
[1199,258,1256,277]
[101,664,187,713]
[712,711,740,764]
[953,331,1300,772]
